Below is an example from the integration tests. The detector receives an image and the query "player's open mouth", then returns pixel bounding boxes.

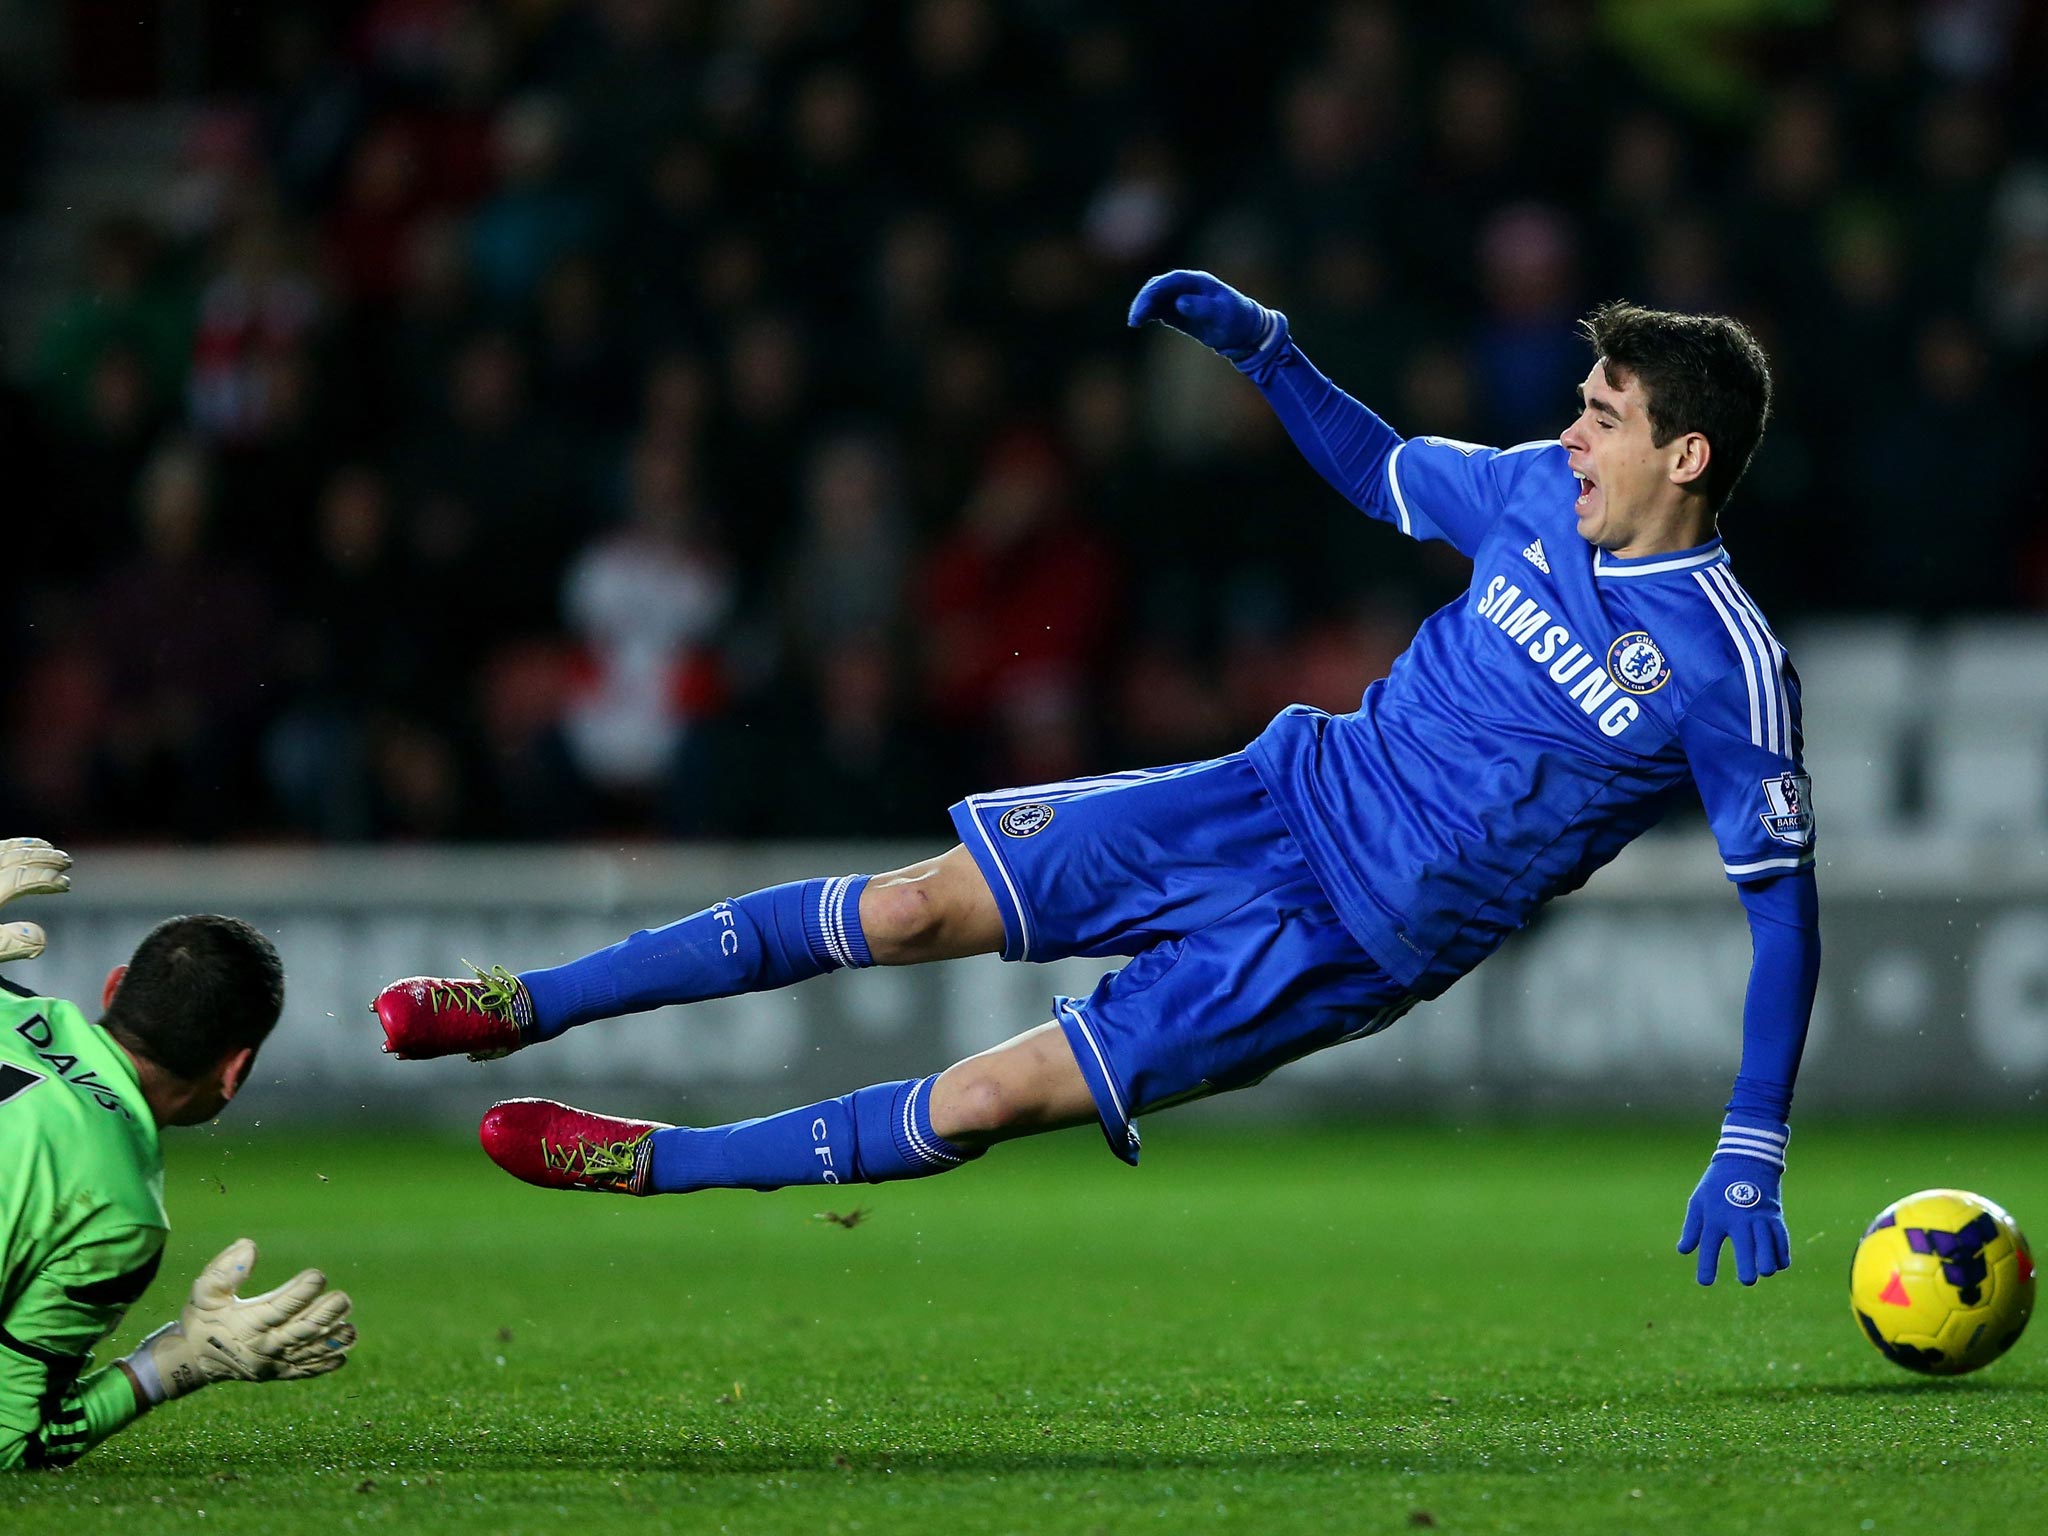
[1575,474,1596,509]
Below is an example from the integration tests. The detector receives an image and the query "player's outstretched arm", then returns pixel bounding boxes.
[0,837,71,964]
[1128,271,1500,554]
[1676,868,1821,1286]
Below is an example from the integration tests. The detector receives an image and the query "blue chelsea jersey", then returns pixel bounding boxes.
[1245,433,1814,997]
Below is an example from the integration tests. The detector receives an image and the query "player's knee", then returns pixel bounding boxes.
[931,1067,1029,1142]
[859,875,949,961]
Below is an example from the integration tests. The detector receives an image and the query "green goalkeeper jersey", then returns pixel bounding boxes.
[0,978,164,1468]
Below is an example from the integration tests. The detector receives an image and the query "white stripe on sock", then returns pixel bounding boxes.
[814,881,841,968]
[901,1076,961,1167]
[832,875,861,968]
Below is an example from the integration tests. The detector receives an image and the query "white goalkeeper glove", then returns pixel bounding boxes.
[0,837,71,963]
[123,1239,356,1405]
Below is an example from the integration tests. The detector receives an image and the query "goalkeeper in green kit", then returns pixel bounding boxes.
[0,839,356,1469]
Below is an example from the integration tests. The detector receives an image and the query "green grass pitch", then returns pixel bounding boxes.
[9,1118,2045,1534]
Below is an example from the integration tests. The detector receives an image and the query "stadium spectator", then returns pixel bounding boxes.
[1851,315,2023,614]
[557,434,735,831]
[264,465,411,839]
[404,328,575,630]
[32,219,191,435]
[918,428,1117,786]
[186,213,320,446]
[1472,202,1584,442]
[90,442,273,840]
[468,95,595,313]
[782,430,911,667]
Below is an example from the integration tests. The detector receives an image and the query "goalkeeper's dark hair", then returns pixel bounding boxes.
[1580,301,1773,514]
[101,915,284,1080]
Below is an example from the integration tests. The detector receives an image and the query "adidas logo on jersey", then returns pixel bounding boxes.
[1522,539,1551,573]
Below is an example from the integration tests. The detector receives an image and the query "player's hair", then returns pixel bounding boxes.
[1579,301,1773,514]
[100,914,284,1081]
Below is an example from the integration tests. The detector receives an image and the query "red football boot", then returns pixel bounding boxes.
[479,1098,668,1195]
[374,965,535,1060]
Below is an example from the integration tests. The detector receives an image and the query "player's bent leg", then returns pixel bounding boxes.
[479,1024,1094,1196]
[927,1021,1098,1148]
[377,849,1002,1061]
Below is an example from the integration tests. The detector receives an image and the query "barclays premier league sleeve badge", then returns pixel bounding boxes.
[1758,771,1814,846]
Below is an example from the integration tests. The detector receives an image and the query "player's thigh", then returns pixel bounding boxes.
[1052,874,1415,1160]
[860,845,1006,963]
[949,753,1302,962]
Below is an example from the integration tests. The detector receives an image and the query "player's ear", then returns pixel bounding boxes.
[217,1046,255,1103]
[1668,431,1710,489]
[101,964,128,1010]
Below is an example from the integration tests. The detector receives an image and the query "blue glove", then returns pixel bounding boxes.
[1126,270,1283,362]
[1677,1117,1791,1286]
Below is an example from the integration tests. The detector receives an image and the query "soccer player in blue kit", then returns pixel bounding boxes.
[375,270,1820,1289]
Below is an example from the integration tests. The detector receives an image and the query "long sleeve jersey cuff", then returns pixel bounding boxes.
[1728,868,1822,1124]
[1226,308,1292,370]
[0,1366,142,1470]
[80,1365,144,1441]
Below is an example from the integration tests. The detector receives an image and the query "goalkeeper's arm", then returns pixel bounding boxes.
[0,1344,151,1470]
[0,1239,355,1470]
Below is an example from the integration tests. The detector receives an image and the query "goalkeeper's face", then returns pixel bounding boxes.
[163,1045,255,1127]
[1560,359,1708,554]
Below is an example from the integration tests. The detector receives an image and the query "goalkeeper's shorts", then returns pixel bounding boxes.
[950,753,1416,1165]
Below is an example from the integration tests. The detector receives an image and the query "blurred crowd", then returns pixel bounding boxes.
[1,0,2044,843]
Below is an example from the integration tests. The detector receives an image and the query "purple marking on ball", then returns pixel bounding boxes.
[1905,1215,1999,1306]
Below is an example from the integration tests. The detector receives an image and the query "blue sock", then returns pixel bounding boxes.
[519,875,873,1040]
[644,1074,981,1193]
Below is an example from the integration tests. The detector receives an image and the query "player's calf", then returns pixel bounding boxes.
[375,875,881,1060]
[376,853,1006,1060]
[518,874,881,1037]
[478,1024,1098,1197]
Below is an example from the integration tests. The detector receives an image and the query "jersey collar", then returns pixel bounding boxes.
[1590,535,1728,578]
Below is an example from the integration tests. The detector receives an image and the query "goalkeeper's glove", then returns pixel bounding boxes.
[1677,1116,1791,1286]
[1126,269,1285,362]
[122,1239,356,1405]
[0,837,70,963]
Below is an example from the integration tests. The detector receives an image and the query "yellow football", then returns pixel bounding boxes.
[1849,1189,2034,1376]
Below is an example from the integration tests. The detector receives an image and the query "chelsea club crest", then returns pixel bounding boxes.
[998,803,1055,838]
[1606,631,1671,694]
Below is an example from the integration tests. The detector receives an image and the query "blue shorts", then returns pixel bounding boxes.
[950,754,1416,1165]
